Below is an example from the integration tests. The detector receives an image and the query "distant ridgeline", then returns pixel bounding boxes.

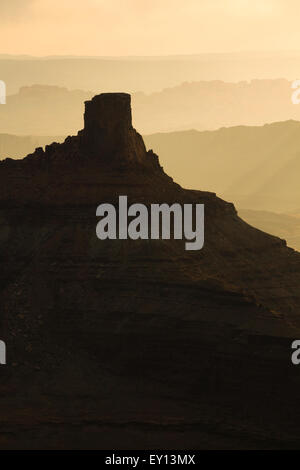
[0,134,65,160]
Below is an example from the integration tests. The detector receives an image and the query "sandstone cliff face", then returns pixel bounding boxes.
[0,94,300,449]
[81,93,146,164]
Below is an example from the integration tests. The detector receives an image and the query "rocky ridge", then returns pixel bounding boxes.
[0,93,300,449]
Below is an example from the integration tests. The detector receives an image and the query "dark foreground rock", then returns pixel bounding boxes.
[0,94,300,449]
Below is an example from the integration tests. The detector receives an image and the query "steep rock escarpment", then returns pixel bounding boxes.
[0,93,300,449]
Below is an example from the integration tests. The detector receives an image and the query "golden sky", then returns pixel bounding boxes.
[1,0,300,56]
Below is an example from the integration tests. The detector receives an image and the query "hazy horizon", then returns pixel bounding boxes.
[3,50,300,59]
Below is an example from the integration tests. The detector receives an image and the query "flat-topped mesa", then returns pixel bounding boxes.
[84,93,132,134]
[80,93,149,166]
[0,92,162,183]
